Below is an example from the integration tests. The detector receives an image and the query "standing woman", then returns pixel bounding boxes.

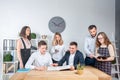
[95,32,115,75]
[50,32,65,63]
[17,26,31,69]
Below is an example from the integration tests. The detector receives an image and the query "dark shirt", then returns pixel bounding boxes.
[58,50,85,69]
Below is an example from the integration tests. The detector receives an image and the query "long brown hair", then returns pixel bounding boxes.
[96,32,111,47]
[52,32,63,46]
[20,26,31,40]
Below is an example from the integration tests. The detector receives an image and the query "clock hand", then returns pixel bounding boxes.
[52,21,58,26]
[57,21,64,27]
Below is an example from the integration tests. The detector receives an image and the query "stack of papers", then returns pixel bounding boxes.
[47,65,71,71]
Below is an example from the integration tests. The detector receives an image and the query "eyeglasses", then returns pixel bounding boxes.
[97,37,104,40]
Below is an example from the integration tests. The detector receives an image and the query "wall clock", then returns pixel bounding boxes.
[48,16,66,33]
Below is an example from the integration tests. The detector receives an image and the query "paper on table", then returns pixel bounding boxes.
[47,65,71,71]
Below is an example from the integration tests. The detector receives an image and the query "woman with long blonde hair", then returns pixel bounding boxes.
[50,32,65,63]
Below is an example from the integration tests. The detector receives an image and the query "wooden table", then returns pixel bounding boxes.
[85,66,112,80]
[10,66,112,80]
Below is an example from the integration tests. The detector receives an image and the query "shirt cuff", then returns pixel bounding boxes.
[30,66,35,69]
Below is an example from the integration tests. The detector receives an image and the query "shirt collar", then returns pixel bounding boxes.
[70,51,76,55]
[37,50,46,56]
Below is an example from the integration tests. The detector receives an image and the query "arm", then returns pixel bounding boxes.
[94,47,99,57]
[84,38,92,56]
[48,54,53,66]
[96,44,115,62]
[62,45,66,56]
[58,52,68,66]
[105,44,115,61]
[50,46,56,54]
[25,53,35,69]
[94,48,104,61]
[50,46,59,54]
[75,52,85,69]
[79,52,85,65]
[16,39,23,68]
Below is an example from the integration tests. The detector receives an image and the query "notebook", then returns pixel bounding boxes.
[47,65,71,71]
[17,68,31,73]
[97,56,108,59]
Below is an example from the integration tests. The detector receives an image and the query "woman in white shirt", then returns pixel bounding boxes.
[50,32,65,63]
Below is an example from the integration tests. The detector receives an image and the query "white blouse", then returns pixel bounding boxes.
[50,45,65,61]
[17,38,31,49]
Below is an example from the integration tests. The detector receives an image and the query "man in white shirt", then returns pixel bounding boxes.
[84,25,97,66]
[25,40,53,71]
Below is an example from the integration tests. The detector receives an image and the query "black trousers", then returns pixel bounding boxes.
[85,57,96,67]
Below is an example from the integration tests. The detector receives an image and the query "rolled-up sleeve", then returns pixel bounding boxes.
[25,53,35,69]
[84,37,91,56]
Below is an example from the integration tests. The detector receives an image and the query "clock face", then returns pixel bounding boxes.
[48,16,66,33]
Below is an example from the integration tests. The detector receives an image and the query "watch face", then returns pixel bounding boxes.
[48,16,66,33]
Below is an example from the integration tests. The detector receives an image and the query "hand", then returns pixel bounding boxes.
[52,63,58,67]
[55,49,59,53]
[96,58,104,62]
[94,55,98,59]
[89,54,95,58]
[19,62,24,69]
[35,66,47,71]
[70,66,75,71]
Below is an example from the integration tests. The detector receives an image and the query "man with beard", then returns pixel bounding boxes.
[84,25,97,66]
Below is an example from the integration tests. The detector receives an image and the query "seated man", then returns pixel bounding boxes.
[25,40,53,71]
[53,41,85,70]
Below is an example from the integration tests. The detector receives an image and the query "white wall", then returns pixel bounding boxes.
[0,0,115,79]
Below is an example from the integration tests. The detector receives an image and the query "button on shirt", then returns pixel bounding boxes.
[84,35,96,57]
[25,51,53,69]
[69,52,76,66]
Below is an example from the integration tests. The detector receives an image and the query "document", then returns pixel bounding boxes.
[47,65,71,71]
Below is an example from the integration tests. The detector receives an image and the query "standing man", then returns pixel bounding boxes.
[84,25,97,66]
